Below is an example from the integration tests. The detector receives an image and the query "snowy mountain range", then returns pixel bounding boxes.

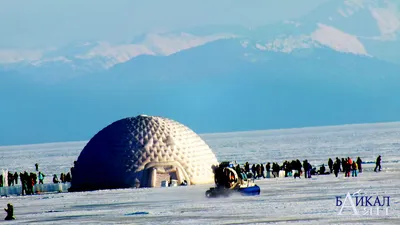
[2,0,400,145]
[1,0,399,76]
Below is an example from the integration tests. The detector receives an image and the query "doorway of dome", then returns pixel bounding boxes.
[144,161,189,187]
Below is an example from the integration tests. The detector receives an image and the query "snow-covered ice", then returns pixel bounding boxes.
[1,122,399,224]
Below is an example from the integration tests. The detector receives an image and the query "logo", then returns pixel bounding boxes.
[335,190,390,216]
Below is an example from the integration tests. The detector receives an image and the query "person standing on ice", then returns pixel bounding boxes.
[21,172,31,195]
[351,162,358,177]
[272,163,279,178]
[251,164,256,177]
[295,159,302,175]
[347,157,353,166]
[303,160,310,178]
[374,155,382,172]
[356,157,362,173]
[38,172,45,184]
[255,164,260,178]
[328,158,333,173]
[265,162,270,172]
[53,174,60,183]
[244,162,250,173]
[7,172,14,186]
[65,172,72,182]
[333,161,340,177]
[13,172,18,185]
[343,160,348,177]
[26,173,34,195]
[35,163,39,172]
[335,157,341,172]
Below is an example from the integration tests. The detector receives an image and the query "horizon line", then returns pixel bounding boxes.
[1,120,399,148]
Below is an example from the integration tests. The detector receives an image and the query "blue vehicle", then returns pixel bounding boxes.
[205,161,260,198]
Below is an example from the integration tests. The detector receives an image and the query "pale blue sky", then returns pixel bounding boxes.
[0,0,330,49]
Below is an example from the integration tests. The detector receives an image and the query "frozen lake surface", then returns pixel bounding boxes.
[1,122,400,224]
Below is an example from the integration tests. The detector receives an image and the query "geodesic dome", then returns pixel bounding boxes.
[69,115,219,191]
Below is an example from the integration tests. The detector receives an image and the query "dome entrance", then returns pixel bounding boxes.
[143,161,190,187]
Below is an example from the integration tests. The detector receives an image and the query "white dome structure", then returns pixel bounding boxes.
[69,115,219,191]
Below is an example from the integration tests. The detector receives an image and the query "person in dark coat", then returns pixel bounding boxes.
[265,163,270,172]
[27,173,34,195]
[20,173,26,196]
[356,157,362,173]
[303,160,310,178]
[13,172,18,185]
[251,164,256,177]
[333,161,340,177]
[272,163,279,178]
[65,172,72,182]
[255,164,261,178]
[22,171,30,195]
[328,158,333,173]
[53,174,60,184]
[374,155,382,172]
[60,173,65,183]
[296,159,302,175]
[285,161,292,177]
[4,203,15,220]
[244,162,250,173]
[318,164,326,175]
[335,157,341,172]
[7,172,13,186]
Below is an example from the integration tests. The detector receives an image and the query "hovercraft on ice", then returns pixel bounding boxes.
[205,161,260,198]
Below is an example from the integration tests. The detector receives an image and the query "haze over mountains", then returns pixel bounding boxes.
[1,0,400,145]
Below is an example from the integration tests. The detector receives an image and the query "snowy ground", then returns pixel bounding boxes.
[1,122,400,224]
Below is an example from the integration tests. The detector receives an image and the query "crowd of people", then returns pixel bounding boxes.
[329,157,363,178]
[1,162,77,220]
[0,163,74,196]
[225,155,382,181]
[0,171,19,187]
[0,171,40,195]
[1,155,385,221]
[52,172,72,184]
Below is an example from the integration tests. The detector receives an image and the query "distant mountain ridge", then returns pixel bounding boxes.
[1,0,399,75]
[2,39,400,145]
[1,0,400,145]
